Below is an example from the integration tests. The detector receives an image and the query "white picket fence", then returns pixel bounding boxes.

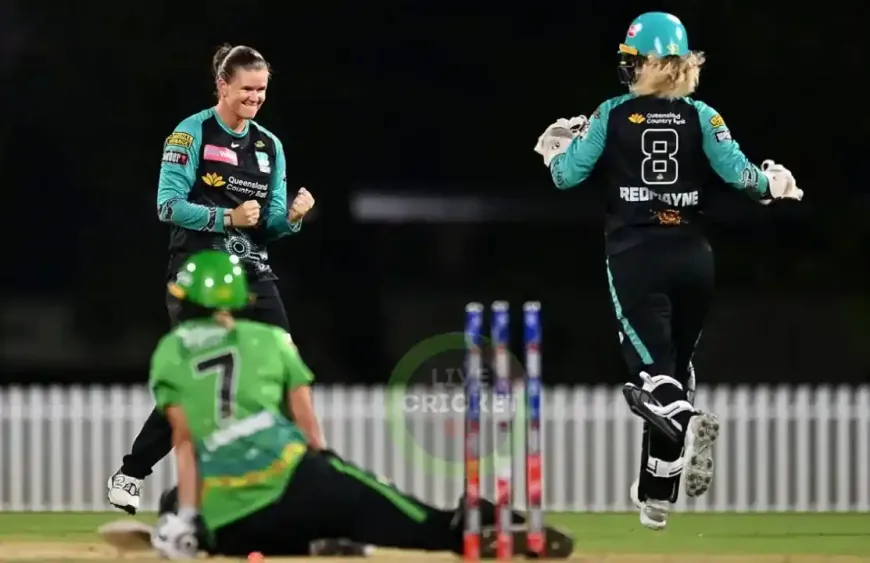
[0,384,868,513]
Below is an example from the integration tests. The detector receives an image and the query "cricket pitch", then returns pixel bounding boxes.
[2,543,870,563]
[1,512,868,562]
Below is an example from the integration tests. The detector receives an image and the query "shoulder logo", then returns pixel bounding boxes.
[202,173,226,187]
[166,132,194,148]
[710,114,725,128]
[628,113,645,124]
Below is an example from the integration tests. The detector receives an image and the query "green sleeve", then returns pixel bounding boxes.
[549,98,617,189]
[690,99,769,199]
[273,328,314,390]
[156,116,229,233]
[262,133,303,240]
[149,335,183,411]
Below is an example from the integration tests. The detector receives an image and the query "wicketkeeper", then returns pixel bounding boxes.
[535,11,802,530]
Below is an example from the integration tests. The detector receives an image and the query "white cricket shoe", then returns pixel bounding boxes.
[629,479,668,530]
[683,412,720,498]
[107,471,142,515]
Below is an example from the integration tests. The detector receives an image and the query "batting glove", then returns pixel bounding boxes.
[151,510,199,559]
[760,160,803,203]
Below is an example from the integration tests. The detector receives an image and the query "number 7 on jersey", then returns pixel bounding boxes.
[194,350,239,422]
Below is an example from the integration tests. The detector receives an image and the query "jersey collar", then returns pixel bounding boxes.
[211,107,249,138]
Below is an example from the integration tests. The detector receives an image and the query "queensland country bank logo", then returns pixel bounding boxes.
[202,173,226,187]
[386,331,527,478]
[629,113,645,124]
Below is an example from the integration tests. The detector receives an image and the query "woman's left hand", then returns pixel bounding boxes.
[289,188,315,222]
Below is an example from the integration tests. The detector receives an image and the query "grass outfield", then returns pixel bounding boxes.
[0,512,868,561]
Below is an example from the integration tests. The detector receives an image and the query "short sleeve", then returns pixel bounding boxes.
[272,328,315,390]
[149,335,184,410]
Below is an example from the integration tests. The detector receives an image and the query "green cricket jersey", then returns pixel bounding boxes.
[149,319,313,531]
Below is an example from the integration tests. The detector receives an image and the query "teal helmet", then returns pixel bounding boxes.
[618,12,691,85]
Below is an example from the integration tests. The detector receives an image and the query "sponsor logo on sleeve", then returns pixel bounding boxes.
[162,150,188,165]
[741,166,759,189]
[166,132,194,148]
[709,114,725,128]
[715,130,732,142]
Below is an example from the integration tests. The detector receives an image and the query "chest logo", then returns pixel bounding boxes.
[202,173,226,187]
[204,144,239,166]
[255,151,271,174]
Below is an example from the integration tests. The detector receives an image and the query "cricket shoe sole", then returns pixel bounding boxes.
[684,412,720,498]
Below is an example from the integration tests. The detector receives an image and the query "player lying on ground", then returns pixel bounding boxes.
[148,250,573,559]
[534,12,802,531]
[156,485,560,558]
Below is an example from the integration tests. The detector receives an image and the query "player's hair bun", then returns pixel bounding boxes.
[212,43,234,79]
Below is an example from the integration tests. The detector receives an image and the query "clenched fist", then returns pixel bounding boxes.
[289,188,315,222]
[229,200,260,227]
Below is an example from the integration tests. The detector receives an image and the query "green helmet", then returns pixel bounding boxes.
[167,250,249,310]
[618,12,690,58]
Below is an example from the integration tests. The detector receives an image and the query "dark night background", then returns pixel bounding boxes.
[2,1,867,386]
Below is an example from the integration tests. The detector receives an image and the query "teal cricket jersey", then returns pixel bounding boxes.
[156,108,301,281]
[549,94,770,254]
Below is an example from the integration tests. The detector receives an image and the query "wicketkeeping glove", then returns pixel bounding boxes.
[533,115,589,167]
[760,160,803,203]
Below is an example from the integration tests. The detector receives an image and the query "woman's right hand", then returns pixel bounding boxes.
[228,200,260,227]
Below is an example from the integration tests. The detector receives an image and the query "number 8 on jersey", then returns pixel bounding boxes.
[641,129,679,185]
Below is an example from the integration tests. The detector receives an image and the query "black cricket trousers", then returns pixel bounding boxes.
[119,280,292,479]
[212,450,462,556]
[607,230,714,386]
[606,230,714,501]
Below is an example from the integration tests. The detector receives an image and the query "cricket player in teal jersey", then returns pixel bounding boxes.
[534,12,803,531]
[148,251,574,559]
[109,44,316,514]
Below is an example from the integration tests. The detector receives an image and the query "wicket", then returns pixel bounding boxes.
[463,301,543,560]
